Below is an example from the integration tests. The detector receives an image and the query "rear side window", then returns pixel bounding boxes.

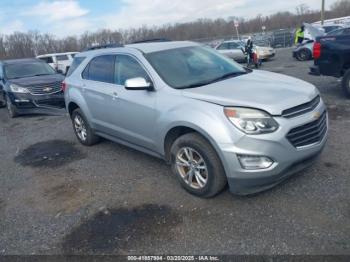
[66,57,85,77]
[217,43,229,50]
[39,57,54,63]
[56,55,69,61]
[229,42,240,49]
[83,55,115,83]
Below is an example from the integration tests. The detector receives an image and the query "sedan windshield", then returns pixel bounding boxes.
[145,46,248,89]
[5,62,56,79]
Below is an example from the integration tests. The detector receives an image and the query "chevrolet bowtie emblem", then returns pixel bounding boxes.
[313,112,321,120]
[43,87,53,92]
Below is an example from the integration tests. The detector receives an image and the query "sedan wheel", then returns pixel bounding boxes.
[175,147,208,189]
[6,95,17,118]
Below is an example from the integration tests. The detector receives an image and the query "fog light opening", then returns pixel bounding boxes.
[237,155,274,170]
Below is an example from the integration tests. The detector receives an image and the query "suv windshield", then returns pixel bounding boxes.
[5,62,56,79]
[145,46,248,89]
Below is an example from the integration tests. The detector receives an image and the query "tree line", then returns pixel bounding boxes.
[0,0,349,59]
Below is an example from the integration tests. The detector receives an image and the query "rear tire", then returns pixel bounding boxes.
[71,108,100,146]
[170,133,227,198]
[342,69,350,98]
[296,49,312,61]
[6,95,18,118]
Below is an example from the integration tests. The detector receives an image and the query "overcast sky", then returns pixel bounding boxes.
[0,0,340,37]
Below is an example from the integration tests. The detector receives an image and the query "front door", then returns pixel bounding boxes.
[109,54,157,150]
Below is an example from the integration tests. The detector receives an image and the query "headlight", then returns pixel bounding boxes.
[10,84,30,93]
[224,107,279,134]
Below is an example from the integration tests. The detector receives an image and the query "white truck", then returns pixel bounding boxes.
[36,52,78,75]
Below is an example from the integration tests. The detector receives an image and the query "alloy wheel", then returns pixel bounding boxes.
[74,114,87,142]
[175,147,208,189]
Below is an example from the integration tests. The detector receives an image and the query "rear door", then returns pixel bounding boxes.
[81,55,120,134]
[216,43,233,58]
[228,42,245,61]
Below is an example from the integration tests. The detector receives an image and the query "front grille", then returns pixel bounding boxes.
[286,111,327,148]
[282,96,321,118]
[26,81,62,95]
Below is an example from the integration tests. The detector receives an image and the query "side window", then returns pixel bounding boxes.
[39,57,54,63]
[229,42,239,49]
[115,55,149,86]
[56,55,69,61]
[343,28,350,35]
[83,55,115,83]
[217,43,229,50]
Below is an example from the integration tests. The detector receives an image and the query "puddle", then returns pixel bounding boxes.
[327,104,350,120]
[14,140,85,168]
[62,204,181,254]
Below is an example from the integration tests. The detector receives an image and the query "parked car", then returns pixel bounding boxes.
[215,40,275,62]
[37,52,78,75]
[310,34,350,97]
[214,40,246,62]
[0,58,65,117]
[293,23,325,61]
[64,41,327,197]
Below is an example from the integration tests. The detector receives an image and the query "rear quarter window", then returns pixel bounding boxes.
[66,57,86,77]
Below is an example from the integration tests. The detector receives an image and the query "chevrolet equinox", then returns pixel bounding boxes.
[64,41,328,197]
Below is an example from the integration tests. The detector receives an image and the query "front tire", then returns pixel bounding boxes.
[6,95,18,118]
[71,108,100,146]
[170,133,227,198]
[342,69,350,98]
[296,49,312,61]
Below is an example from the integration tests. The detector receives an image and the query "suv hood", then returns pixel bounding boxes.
[8,74,64,87]
[182,70,318,116]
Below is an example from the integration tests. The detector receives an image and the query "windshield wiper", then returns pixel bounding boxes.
[178,71,248,89]
[32,73,52,77]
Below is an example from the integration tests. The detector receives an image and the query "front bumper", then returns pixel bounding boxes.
[259,52,275,60]
[8,91,66,115]
[219,101,328,195]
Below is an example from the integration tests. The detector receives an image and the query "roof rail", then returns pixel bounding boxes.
[131,38,172,44]
[83,43,123,51]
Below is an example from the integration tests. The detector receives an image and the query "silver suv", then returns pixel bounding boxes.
[64,41,328,197]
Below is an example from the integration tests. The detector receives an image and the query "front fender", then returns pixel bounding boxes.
[156,100,242,157]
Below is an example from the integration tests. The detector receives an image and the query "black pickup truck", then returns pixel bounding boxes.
[310,34,350,97]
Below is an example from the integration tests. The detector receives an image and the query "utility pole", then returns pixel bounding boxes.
[321,0,325,25]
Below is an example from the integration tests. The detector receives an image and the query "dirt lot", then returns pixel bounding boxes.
[0,48,350,255]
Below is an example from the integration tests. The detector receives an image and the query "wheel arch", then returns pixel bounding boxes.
[162,123,226,167]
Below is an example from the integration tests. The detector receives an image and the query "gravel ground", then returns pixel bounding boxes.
[0,47,349,255]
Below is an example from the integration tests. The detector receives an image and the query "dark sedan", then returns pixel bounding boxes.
[0,58,65,117]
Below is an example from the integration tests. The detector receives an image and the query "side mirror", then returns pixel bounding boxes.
[125,77,153,91]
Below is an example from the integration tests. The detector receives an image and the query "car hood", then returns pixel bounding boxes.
[8,74,64,87]
[182,70,318,116]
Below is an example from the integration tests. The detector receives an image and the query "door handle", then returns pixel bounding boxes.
[111,92,119,100]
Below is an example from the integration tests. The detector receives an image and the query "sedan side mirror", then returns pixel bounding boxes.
[125,77,153,91]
